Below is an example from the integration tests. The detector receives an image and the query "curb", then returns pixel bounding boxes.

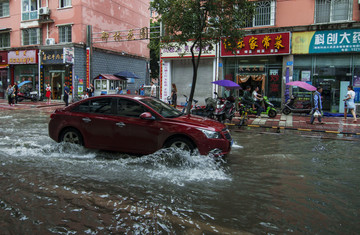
[226,123,360,136]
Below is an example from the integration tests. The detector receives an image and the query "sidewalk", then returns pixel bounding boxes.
[229,112,360,136]
[0,99,64,111]
[1,98,359,136]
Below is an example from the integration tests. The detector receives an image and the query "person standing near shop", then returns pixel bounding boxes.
[343,85,357,123]
[310,87,324,125]
[14,82,19,104]
[6,84,14,106]
[150,82,157,98]
[45,83,52,105]
[88,84,94,97]
[63,83,70,106]
[171,83,177,107]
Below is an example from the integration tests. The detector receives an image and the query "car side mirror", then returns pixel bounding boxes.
[140,112,155,120]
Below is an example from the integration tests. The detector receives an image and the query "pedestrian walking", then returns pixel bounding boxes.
[343,85,357,123]
[310,87,324,125]
[14,82,19,104]
[63,83,69,106]
[150,82,157,98]
[171,83,177,107]
[6,85,14,106]
[89,84,94,97]
[45,83,52,105]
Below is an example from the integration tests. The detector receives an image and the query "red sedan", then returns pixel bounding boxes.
[48,95,232,156]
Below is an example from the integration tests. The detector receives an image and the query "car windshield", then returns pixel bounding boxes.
[141,98,183,118]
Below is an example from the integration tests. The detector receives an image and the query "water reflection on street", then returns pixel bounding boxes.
[0,110,359,234]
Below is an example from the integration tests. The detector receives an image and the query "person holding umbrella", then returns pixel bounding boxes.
[310,87,324,125]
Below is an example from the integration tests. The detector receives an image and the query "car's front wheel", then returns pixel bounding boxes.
[164,137,195,152]
[60,128,83,145]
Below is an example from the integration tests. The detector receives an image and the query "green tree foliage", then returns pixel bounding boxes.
[151,0,254,114]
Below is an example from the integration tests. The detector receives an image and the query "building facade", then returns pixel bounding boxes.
[0,0,150,99]
[160,0,360,112]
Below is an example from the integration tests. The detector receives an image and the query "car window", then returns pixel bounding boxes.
[73,101,90,113]
[89,98,113,114]
[117,99,146,117]
[141,98,182,118]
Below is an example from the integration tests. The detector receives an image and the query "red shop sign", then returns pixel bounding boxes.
[221,32,290,57]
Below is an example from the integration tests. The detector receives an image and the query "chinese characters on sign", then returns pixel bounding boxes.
[161,43,216,58]
[221,32,290,56]
[311,29,360,53]
[161,61,171,102]
[41,50,63,64]
[97,27,149,43]
[8,50,38,64]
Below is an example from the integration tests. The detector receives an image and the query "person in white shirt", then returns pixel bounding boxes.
[150,82,157,98]
[81,91,89,100]
[343,85,357,123]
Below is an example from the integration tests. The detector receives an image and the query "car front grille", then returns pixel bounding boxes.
[222,128,232,141]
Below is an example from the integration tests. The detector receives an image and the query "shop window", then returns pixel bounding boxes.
[0,32,10,48]
[246,0,275,27]
[22,28,41,45]
[22,0,39,21]
[0,0,9,17]
[59,0,71,8]
[315,0,352,24]
[58,25,72,43]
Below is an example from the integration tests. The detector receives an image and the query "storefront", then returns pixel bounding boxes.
[221,32,291,107]
[0,51,9,99]
[8,50,38,94]
[41,48,73,100]
[292,29,360,113]
[160,43,216,106]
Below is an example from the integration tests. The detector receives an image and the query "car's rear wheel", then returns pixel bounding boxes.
[164,137,195,152]
[60,128,83,145]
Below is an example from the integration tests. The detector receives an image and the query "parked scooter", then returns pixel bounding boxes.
[282,95,312,115]
[213,92,236,123]
[182,95,200,113]
[239,96,277,118]
[191,97,216,119]
[17,90,39,102]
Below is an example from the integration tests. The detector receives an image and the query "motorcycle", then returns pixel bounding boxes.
[239,96,277,118]
[213,92,236,123]
[191,97,216,119]
[17,90,39,102]
[282,95,312,115]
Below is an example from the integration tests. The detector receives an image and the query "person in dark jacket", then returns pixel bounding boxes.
[63,83,70,106]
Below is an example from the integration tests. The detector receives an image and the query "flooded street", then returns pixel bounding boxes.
[0,109,359,234]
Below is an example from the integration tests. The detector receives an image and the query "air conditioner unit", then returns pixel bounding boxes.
[39,7,50,15]
[45,38,55,45]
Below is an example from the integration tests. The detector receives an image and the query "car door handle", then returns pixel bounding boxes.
[116,122,126,127]
[82,118,91,123]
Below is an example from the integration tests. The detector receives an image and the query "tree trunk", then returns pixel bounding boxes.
[185,39,202,115]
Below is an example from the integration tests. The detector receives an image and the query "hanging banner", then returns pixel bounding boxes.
[86,47,90,88]
[63,47,75,64]
[221,32,290,57]
[161,60,171,102]
[292,29,360,54]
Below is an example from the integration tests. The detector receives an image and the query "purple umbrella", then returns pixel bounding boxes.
[286,81,316,91]
[212,80,241,89]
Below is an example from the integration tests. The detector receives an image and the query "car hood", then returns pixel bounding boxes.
[168,114,226,131]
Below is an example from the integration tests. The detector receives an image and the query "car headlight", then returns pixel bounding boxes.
[198,128,222,139]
